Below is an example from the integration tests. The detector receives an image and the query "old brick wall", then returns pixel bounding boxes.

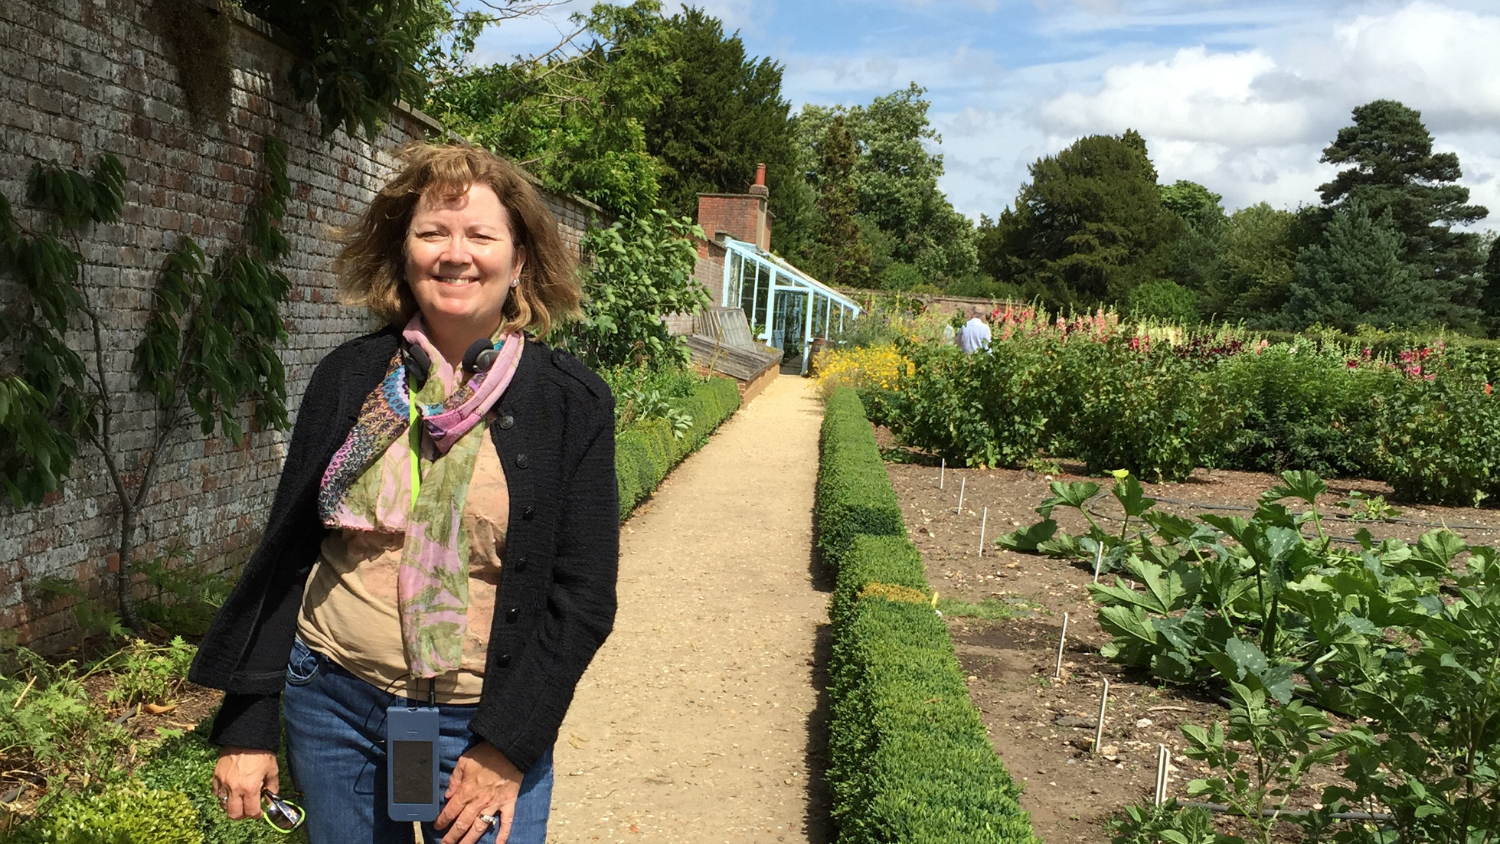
[0,0,603,650]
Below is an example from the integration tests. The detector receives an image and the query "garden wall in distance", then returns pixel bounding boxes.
[0,0,604,650]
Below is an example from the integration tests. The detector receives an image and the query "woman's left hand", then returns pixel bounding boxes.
[435,741,521,844]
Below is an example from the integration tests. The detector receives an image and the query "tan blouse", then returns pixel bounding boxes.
[296,435,508,704]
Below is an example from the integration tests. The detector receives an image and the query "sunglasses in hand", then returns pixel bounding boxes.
[261,787,305,833]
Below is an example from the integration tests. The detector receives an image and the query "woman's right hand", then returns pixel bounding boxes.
[213,747,279,820]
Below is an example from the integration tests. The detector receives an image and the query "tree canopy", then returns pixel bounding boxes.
[1282,200,1427,332]
[986,130,1182,307]
[1316,99,1489,331]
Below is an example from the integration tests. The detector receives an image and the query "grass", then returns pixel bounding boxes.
[937,596,1029,620]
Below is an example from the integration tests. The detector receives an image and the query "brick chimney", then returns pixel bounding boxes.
[696,164,771,250]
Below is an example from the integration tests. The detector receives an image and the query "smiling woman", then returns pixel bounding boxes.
[188,143,619,844]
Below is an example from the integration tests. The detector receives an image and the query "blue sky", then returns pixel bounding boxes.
[470,0,1500,230]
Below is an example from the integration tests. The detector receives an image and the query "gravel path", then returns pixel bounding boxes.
[548,376,832,844]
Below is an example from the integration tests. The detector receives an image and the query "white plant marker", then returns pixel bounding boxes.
[1154,744,1171,805]
[1092,678,1110,754]
[1092,543,1105,584]
[940,458,945,489]
[978,507,988,556]
[957,477,966,514]
[1053,612,1069,679]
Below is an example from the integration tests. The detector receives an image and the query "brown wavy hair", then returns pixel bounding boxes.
[335,142,581,335]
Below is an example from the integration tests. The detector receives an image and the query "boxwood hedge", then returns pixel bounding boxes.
[818,386,1036,844]
[616,376,741,519]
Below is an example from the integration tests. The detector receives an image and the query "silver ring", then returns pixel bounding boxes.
[218,795,229,806]
[478,812,497,827]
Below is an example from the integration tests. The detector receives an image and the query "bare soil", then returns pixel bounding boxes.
[876,427,1500,844]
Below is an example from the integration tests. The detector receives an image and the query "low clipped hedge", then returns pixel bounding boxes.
[818,387,1035,843]
[11,781,206,844]
[616,376,740,519]
[816,388,907,573]
[134,720,302,844]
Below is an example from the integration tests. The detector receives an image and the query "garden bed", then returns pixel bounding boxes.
[877,428,1500,843]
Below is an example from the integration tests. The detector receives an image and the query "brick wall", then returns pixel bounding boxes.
[0,0,604,650]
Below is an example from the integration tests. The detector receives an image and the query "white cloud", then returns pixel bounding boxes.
[1008,1,1500,224]
[1038,47,1310,146]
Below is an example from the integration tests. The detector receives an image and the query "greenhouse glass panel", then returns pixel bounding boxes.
[716,237,862,374]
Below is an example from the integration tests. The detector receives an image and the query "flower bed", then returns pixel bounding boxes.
[819,307,1500,503]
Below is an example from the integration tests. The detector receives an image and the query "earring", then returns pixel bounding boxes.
[510,277,520,288]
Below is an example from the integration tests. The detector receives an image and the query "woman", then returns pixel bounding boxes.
[188,142,619,844]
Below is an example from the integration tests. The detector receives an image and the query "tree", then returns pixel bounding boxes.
[1160,179,1226,294]
[643,9,803,229]
[1282,200,1427,332]
[1318,100,1488,330]
[566,210,708,369]
[806,116,871,288]
[1201,203,1298,322]
[424,1,672,216]
[785,88,975,287]
[986,130,1181,308]
[845,84,976,283]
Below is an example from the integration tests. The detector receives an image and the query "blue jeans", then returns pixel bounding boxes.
[282,637,554,844]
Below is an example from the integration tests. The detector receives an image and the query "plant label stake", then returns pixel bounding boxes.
[978,507,988,556]
[1154,744,1171,805]
[957,477,966,514]
[1053,612,1069,679]
[1092,678,1110,754]
[940,458,945,489]
[1092,543,1105,584]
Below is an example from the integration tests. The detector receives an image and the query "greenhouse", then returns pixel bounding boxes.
[718,237,863,375]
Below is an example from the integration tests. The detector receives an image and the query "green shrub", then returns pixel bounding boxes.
[818,388,1035,844]
[890,338,1058,468]
[10,781,203,844]
[615,377,740,519]
[829,535,928,633]
[135,719,301,844]
[816,389,906,573]
[1207,347,1395,476]
[829,596,1033,843]
[1059,341,1239,482]
[1368,369,1500,505]
[1126,279,1199,324]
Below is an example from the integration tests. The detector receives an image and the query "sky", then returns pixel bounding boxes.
[469,0,1500,230]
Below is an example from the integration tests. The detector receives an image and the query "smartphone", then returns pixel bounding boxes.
[386,705,441,822]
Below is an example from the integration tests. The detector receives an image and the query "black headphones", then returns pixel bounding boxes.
[403,339,499,392]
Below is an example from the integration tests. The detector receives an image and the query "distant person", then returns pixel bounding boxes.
[957,305,991,354]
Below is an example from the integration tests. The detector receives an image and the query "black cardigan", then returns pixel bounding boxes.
[187,326,619,773]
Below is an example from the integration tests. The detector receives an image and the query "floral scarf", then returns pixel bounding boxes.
[318,316,523,678]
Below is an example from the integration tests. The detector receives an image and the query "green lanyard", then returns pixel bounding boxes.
[409,388,421,508]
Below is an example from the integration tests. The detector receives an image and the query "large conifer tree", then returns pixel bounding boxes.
[1317,100,1488,330]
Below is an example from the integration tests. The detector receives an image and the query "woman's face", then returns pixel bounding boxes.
[404,183,524,338]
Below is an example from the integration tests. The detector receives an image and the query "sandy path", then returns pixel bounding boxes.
[548,376,832,844]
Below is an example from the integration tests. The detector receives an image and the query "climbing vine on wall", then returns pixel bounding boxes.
[242,0,452,140]
[0,138,294,630]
